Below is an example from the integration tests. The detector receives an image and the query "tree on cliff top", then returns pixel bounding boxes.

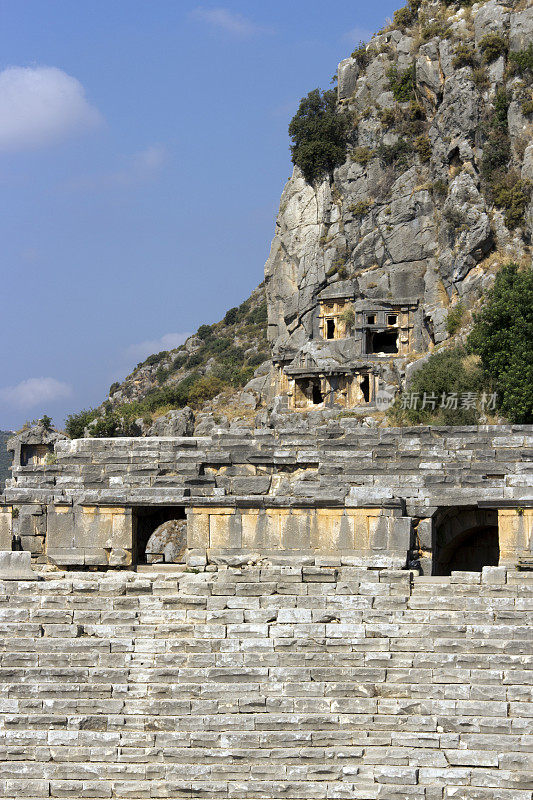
[288,89,349,185]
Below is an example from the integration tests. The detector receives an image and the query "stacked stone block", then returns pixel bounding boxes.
[2,425,532,567]
[0,565,531,799]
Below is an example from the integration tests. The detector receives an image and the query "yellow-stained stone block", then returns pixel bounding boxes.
[209,513,232,549]
[189,506,387,554]
[498,508,533,563]
[241,513,260,549]
[111,510,132,551]
[187,511,209,549]
[75,506,131,552]
[281,509,310,550]
[315,509,346,551]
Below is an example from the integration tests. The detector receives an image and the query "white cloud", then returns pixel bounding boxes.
[191,7,266,37]
[126,332,192,363]
[0,377,73,408]
[343,26,373,45]
[0,65,102,152]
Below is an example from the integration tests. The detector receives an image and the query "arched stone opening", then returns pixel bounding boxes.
[432,506,499,575]
[133,506,187,565]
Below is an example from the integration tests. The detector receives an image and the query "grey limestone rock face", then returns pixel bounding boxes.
[509,7,533,51]
[263,0,533,402]
[145,519,187,563]
[147,407,195,437]
[474,0,510,44]
[337,57,359,100]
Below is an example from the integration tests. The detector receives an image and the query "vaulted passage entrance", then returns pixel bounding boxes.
[133,506,187,565]
[432,507,499,575]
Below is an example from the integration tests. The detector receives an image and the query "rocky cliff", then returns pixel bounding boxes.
[265,0,532,394]
[79,0,532,436]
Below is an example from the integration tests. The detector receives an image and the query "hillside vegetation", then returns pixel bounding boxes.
[66,285,268,438]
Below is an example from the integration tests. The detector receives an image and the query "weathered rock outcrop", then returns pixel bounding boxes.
[265,0,532,401]
[147,406,195,437]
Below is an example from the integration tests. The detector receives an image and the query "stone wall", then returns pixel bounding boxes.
[0,432,12,492]
[0,564,531,799]
[2,424,532,569]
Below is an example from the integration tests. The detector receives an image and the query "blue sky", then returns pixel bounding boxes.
[0,0,398,431]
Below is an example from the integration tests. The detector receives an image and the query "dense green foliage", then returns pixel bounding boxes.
[393,264,533,426]
[452,43,477,69]
[468,264,533,424]
[509,44,533,75]
[492,177,532,230]
[65,409,99,439]
[478,89,530,229]
[288,89,349,184]
[390,348,485,425]
[479,33,508,64]
[387,64,416,102]
[445,302,465,335]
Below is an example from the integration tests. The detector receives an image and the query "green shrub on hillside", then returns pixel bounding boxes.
[156,366,170,384]
[223,307,239,325]
[187,375,226,404]
[349,200,373,217]
[144,351,168,367]
[197,324,213,340]
[288,89,350,184]
[351,146,375,166]
[387,64,416,102]
[379,107,397,128]
[247,302,267,324]
[351,41,370,69]
[509,44,533,75]
[420,16,450,42]
[479,33,508,64]
[393,4,416,29]
[377,138,412,170]
[65,409,99,439]
[468,263,533,424]
[452,43,477,69]
[445,302,465,335]
[172,353,188,371]
[89,415,121,438]
[492,176,532,230]
[414,135,432,162]
[481,131,511,181]
[391,348,486,426]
